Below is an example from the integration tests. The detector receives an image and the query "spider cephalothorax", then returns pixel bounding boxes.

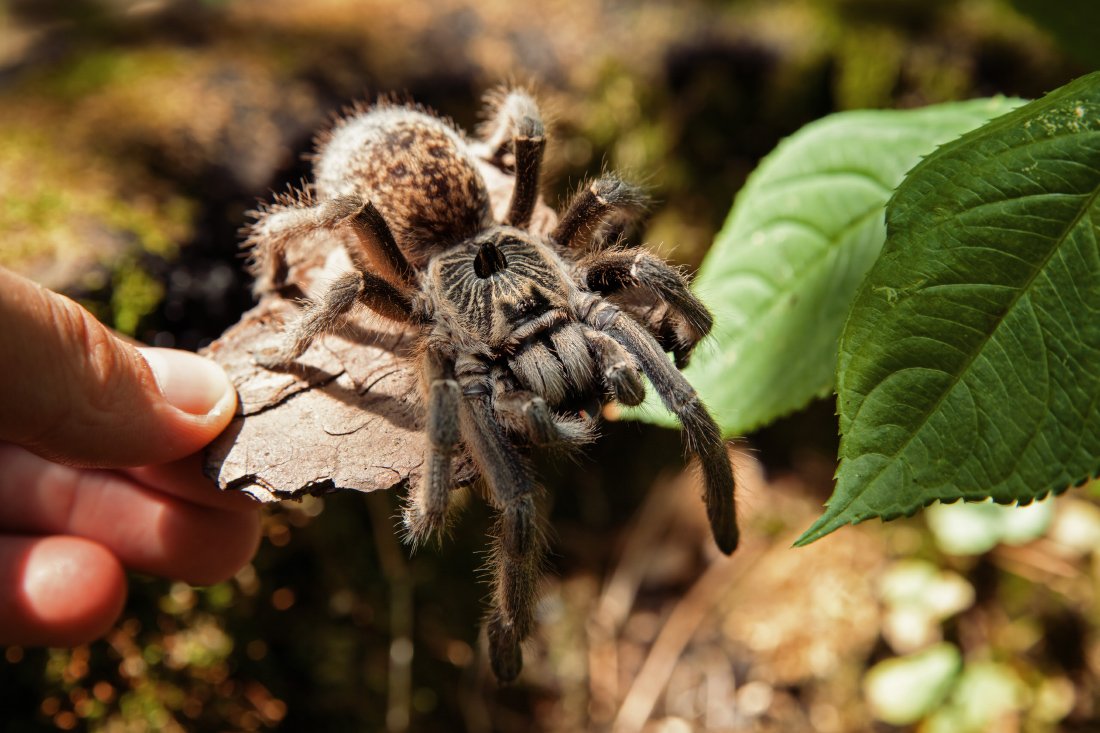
[248,89,738,682]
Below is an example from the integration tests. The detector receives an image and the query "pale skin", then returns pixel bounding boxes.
[0,266,260,646]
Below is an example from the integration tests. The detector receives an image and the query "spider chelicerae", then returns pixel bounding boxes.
[248,88,738,682]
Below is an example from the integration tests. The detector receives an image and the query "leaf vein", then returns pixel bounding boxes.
[847,180,1100,497]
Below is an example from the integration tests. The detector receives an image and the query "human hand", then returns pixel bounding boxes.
[0,266,260,646]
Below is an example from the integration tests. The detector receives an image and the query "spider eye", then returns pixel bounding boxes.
[474,241,508,278]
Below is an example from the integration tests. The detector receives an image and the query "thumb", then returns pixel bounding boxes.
[0,267,237,467]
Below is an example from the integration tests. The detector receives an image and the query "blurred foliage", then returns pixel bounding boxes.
[0,0,1096,731]
[1006,0,1100,68]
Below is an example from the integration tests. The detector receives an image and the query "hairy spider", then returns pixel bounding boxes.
[248,89,738,682]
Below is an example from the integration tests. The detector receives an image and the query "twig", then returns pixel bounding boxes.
[613,552,744,732]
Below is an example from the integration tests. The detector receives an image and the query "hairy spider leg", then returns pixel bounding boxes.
[506,116,545,229]
[343,199,416,286]
[581,249,713,368]
[551,176,712,364]
[580,295,739,555]
[251,196,422,366]
[623,301,688,369]
[490,367,596,448]
[403,347,461,544]
[547,322,596,389]
[509,340,569,406]
[491,370,561,445]
[477,89,546,230]
[248,193,357,291]
[551,175,647,252]
[250,192,414,287]
[255,269,417,367]
[456,356,544,682]
[583,329,647,407]
[481,89,541,163]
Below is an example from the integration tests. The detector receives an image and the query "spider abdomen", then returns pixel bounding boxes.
[315,107,493,267]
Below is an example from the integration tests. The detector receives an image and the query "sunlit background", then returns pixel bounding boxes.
[0,0,1095,731]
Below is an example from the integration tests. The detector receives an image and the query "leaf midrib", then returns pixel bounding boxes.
[699,203,885,369]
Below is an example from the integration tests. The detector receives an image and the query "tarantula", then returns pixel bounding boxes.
[248,89,738,682]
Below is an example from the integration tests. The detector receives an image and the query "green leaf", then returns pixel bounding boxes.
[627,97,1023,434]
[799,72,1100,546]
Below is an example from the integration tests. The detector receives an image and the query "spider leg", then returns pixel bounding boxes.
[493,385,560,446]
[403,348,460,545]
[248,193,413,290]
[479,89,546,229]
[583,298,738,555]
[509,341,568,406]
[547,323,596,391]
[506,116,545,229]
[551,176,647,251]
[456,359,543,681]
[256,269,419,367]
[491,368,595,448]
[624,300,687,366]
[583,328,646,406]
[342,199,415,287]
[254,194,423,367]
[247,192,356,292]
[581,249,713,368]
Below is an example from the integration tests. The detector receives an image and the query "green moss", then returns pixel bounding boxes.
[0,123,193,290]
[103,194,193,259]
[34,48,185,102]
[110,261,164,336]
